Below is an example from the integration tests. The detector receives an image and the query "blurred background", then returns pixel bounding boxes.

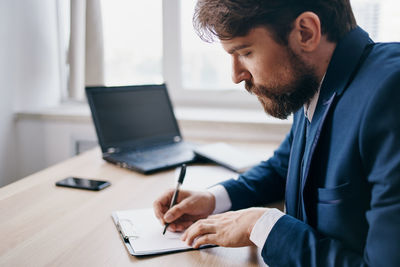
[1,0,399,187]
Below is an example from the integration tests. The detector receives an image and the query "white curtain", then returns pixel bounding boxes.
[68,0,104,100]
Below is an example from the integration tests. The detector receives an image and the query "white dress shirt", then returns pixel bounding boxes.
[208,88,321,248]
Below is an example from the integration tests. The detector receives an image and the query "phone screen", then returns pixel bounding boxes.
[55,177,111,191]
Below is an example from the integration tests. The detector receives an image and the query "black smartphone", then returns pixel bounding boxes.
[55,177,111,191]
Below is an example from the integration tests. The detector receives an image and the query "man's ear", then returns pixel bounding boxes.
[291,12,322,52]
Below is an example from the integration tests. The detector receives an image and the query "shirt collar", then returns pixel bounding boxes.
[304,74,325,122]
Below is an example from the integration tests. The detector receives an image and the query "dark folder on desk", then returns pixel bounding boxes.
[86,84,195,174]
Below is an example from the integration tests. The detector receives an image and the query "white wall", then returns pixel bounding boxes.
[13,108,288,180]
[15,117,97,179]
[0,0,62,187]
[0,0,16,185]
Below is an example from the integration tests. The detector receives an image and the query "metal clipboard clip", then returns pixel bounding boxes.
[117,218,140,242]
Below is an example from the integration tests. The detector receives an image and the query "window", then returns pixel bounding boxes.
[163,0,257,108]
[101,0,163,86]
[352,0,400,42]
[180,0,242,91]
[61,0,400,107]
[94,0,258,109]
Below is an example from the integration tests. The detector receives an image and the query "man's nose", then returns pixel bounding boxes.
[231,57,250,84]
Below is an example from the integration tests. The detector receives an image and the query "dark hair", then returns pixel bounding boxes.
[193,0,357,44]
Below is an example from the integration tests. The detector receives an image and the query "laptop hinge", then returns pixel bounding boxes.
[104,147,120,156]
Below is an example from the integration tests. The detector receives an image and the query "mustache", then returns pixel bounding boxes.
[244,80,258,94]
[245,80,292,100]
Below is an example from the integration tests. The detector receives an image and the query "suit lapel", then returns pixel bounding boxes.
[285,112,307,217]
[301,93,336,191]
[297,27,373,222]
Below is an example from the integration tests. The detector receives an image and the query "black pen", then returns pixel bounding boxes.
[163,164,187,235]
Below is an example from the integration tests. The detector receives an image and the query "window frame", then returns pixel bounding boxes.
[60,0,400,109]
[162,0,260,109]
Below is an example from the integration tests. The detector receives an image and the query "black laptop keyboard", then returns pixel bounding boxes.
[119,142,193,164]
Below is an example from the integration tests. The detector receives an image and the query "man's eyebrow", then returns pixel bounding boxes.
[227,44,252,54]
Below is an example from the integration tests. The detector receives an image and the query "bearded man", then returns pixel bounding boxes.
[154,1,400,266]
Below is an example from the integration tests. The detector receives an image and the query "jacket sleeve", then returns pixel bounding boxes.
[220,127,293,210]
[261,72,400,267]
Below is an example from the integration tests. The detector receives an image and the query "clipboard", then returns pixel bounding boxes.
[112,208,215,256]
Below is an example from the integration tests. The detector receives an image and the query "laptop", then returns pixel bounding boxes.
[86,84,196,174]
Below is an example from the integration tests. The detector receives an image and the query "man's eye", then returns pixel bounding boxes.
[241,51,252,57]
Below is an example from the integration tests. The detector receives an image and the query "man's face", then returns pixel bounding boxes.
[221,27,320,119]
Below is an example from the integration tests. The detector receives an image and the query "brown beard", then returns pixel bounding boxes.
[245,48,320,119]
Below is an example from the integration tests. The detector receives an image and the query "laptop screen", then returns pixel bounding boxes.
[86,84,182,152]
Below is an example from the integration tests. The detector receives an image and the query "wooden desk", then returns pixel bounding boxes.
[0,143,280,266]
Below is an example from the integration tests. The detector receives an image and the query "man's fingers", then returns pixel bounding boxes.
[153,188,176,222]
[163,197,193,223]
[176,221,193,232]
[181,221,193,240]
[153,200,164,222]
[179,220,195,230]
[167,221,189,232]
[164,203,185,223]
[182,220,216,246]
[172,220,195,232]
[192,234,218,249]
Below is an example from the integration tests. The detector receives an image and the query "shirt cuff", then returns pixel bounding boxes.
[249,208,285,248]
[207,185,232,214]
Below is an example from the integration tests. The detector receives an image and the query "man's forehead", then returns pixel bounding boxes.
[223,43,253,54]
[220,34,254,54]
[220,27,272,54]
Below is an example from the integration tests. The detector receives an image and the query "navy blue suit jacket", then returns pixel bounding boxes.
[221,27,400,266]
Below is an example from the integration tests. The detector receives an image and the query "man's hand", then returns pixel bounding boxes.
[181,207,268,248]
[153,189,216,232]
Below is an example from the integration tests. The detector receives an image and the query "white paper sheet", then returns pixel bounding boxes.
[113,208,191,255]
